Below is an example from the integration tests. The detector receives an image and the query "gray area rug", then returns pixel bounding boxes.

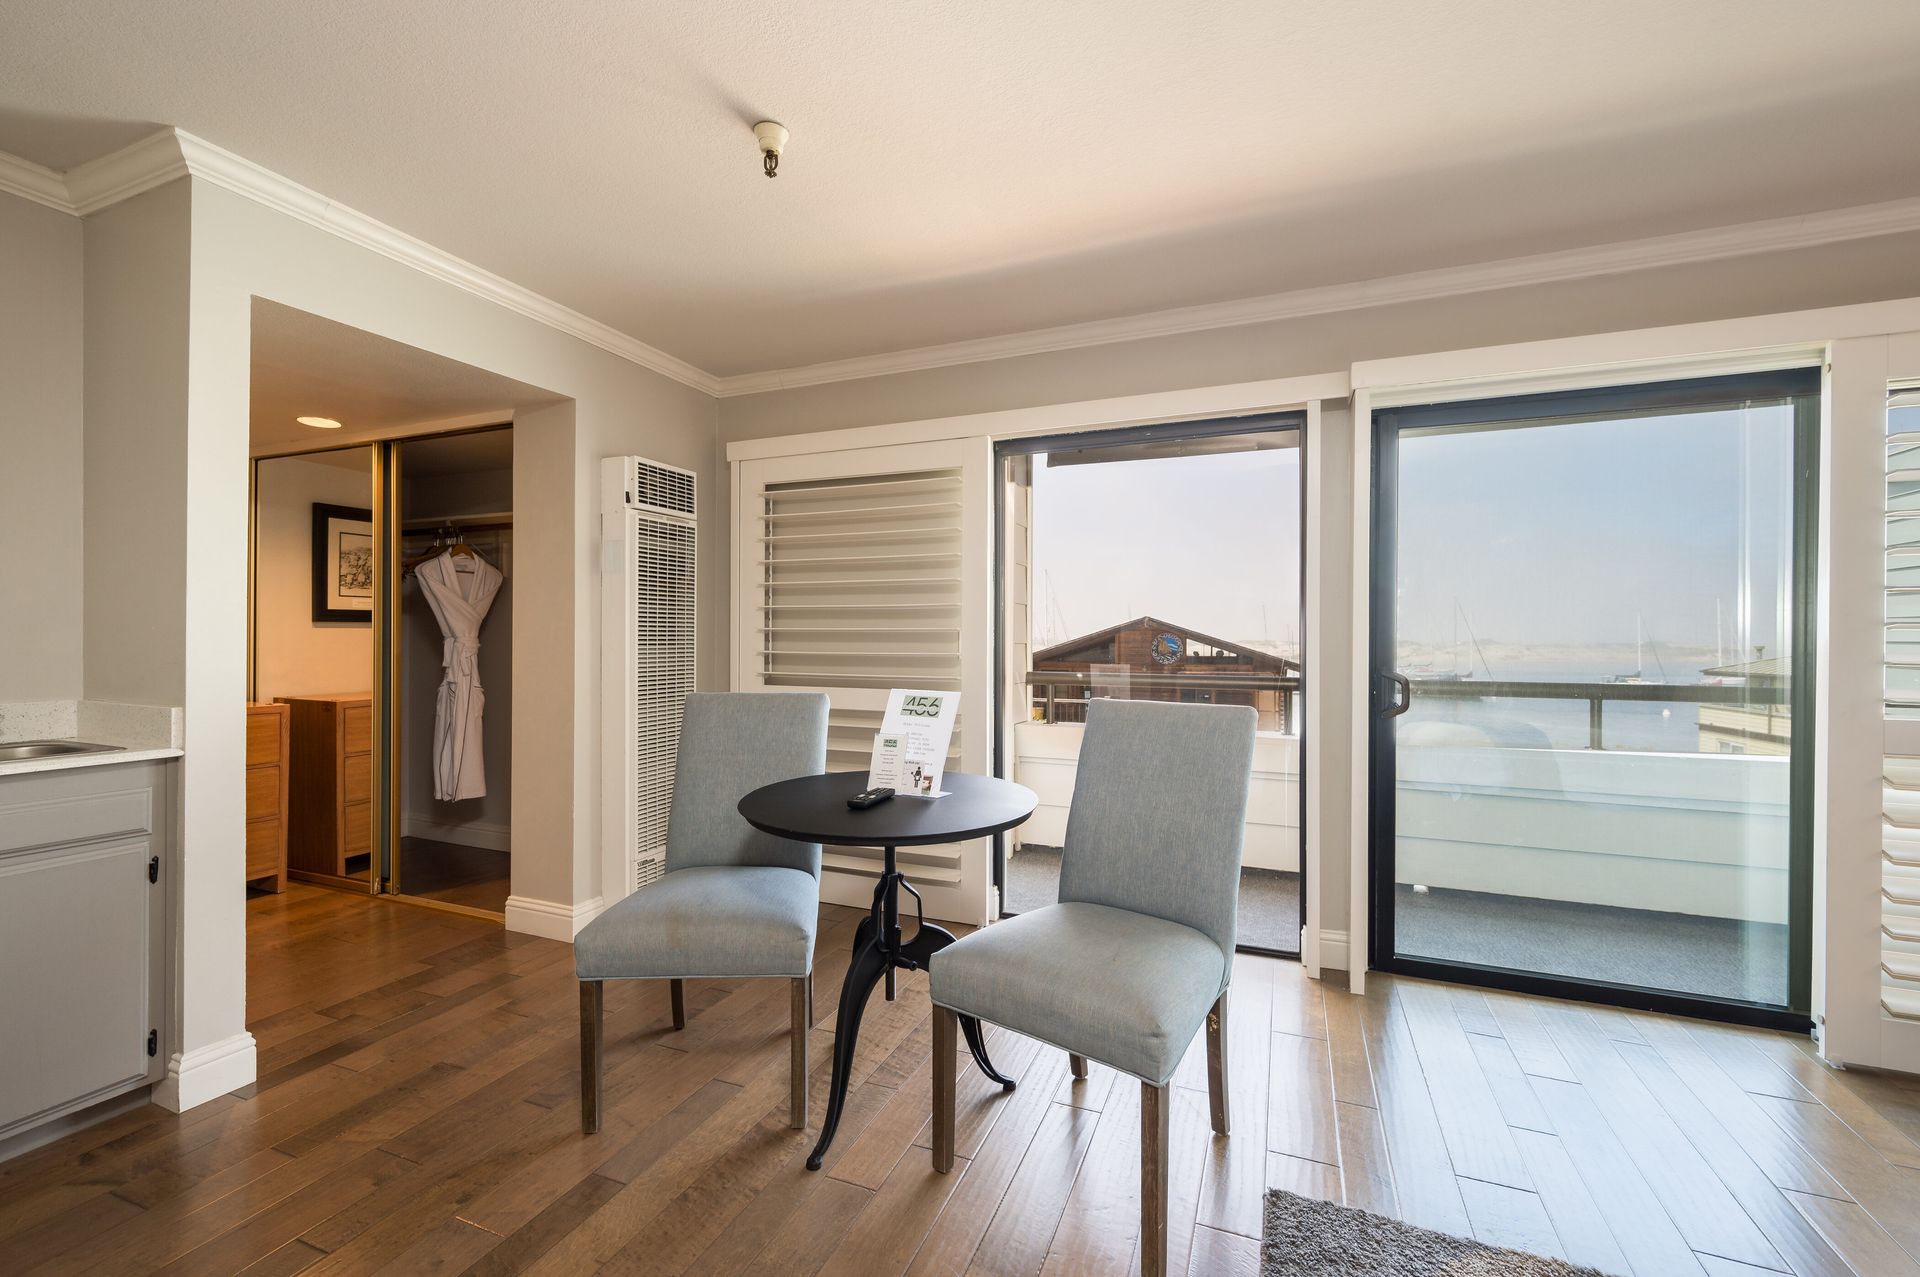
[1261,1191,1615,1277]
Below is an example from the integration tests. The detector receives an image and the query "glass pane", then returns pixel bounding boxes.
[1004,425,1303,951]
[1388,389,1801,1006]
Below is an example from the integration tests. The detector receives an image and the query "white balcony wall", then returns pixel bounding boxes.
[1014,722,1301,872]
[1398,744,1790,925]
[1015,720,1789,924]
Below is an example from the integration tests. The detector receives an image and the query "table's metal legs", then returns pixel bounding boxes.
[806,846,1013,1171]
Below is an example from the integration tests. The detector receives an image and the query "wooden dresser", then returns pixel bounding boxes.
[244,702,289,892]
[278,693,374,878]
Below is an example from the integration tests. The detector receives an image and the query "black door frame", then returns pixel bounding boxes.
[991,411,1309,959]
[1367,369,1819,1031]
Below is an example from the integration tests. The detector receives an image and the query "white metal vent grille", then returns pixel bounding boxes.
[602,455,697,907]
[624,456,697,521]
[1884,390,1920,1019]
[633,512,696,890]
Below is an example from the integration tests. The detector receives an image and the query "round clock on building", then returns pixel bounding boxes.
[1150,632,1183,664]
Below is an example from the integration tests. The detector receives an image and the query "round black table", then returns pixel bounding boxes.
[739,770,1037,1170]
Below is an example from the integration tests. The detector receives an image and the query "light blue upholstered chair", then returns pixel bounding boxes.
[575,691,829,1134]
[928,699,1256,1277]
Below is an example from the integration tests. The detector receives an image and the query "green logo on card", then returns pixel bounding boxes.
[900,694,945,717]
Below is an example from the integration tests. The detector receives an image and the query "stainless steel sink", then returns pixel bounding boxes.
[0,739,125,761]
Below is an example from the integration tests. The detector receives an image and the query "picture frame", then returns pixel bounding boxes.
[312,502,374,623]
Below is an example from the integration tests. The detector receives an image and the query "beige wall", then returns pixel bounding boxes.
[83,182,193,709]
[719,229,1920,442]
[252,452,374,701]
[0,192,85,702]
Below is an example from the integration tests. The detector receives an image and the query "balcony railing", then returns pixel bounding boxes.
[1026,671,1299,732]
[1404,678,1790,750]
[1026,672,1791,749]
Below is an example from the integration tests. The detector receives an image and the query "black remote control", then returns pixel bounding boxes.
[847,787,895,810]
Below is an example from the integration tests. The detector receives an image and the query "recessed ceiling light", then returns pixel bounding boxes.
[297,416,343,429]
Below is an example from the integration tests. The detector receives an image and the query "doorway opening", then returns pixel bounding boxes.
[994,414,1307,955]
[243,300,550,983]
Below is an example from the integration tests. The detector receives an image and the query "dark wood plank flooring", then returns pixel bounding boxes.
[5,884,1920,1275]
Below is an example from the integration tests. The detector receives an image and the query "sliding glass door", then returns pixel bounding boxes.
[1369,370,1817,1027]
[995,415,1306,954]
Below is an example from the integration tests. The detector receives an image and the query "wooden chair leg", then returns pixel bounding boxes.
[790,977,809,1129]
[579,981,603,1135]
[669,978,686,1030]
[1069,1053,1089,1080]
[1141,1081,1170,1277]
[808,974,815,1027]
[932,1007,957,1172]
[1206,991,1229,1136]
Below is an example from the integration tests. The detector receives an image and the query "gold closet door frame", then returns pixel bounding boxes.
[374,442,399,899]
[378,428,514,923]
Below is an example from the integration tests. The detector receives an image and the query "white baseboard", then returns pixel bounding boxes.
[1317,929,1351,975]
[504,894,604,941]
[153,1031,257,1113]
[401,814,511,852]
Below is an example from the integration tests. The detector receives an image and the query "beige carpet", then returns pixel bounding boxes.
[1261,1191,1617,1277]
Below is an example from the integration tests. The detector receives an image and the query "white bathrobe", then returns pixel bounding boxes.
[416,549,503,802]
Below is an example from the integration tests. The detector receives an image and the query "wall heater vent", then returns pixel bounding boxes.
[601,455,697,906]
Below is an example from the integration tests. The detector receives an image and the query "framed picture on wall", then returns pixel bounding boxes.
[312,503,374,623]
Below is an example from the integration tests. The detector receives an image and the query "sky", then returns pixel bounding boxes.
[1029,442,1301,652]
[1026,403,1799,680]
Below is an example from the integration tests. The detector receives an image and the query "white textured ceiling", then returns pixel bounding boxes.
[7,1,1920,377]
[250,300,548,452]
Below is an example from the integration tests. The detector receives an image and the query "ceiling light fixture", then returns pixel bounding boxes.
[296,415,343,429]
[753,121,788,178]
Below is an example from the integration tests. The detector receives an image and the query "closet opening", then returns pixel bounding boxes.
[385,427,514,915]
[247,426,515,919]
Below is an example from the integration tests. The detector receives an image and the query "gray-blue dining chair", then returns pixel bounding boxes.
[574,691,829,1133]
[927,699,1256,1277]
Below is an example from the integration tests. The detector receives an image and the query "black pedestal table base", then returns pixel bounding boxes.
[807,845,1012,1171]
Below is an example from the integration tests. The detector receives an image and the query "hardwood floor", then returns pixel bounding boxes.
[7,883,1920,1275]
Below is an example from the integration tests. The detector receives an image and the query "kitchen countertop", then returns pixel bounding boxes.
[0,743,186,778]
[0,700,185,778]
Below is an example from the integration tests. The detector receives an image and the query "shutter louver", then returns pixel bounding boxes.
[754,466,969,886]
[1884,392,1920,1018]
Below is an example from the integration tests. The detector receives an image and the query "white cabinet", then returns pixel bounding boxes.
[0,761,170,1141]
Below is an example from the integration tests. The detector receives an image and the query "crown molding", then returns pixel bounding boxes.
[0,150,72,213]
[2,128,723,396]
[64,130,191,215]
[710,194,1920,397]
[8,127,1920,403]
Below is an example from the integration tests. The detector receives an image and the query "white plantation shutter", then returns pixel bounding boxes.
[1885,392,1920,1021]
[734,439,993,924]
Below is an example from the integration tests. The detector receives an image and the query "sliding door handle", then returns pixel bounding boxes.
[1386,672,1412,718]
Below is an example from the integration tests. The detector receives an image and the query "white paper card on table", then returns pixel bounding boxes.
[867,688,957,797]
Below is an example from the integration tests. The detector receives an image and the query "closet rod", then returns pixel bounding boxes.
[399,510,514,531]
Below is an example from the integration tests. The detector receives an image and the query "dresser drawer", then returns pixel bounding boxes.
[343,800,371,857]
[245,818,281,879]
[246,710,285,765]
[245,765,281,822]
[342,704,373,756]
[342,751,372,806]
